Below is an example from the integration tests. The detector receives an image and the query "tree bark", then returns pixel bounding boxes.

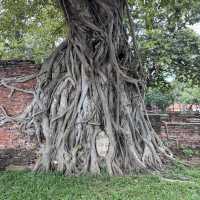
[25,0,173,175]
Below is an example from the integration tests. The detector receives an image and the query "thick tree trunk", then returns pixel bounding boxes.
[26,0,172,175]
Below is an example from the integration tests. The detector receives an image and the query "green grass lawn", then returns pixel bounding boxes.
[0,166,199,200]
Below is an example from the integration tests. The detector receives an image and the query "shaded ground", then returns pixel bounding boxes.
[0,166,199,200]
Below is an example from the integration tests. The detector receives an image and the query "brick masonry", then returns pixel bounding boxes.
[0,62,39,169]
[0,63,39,149]
[164,123,200,148]
[160,113,200,149]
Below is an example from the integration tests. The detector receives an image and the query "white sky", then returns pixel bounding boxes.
[189,22,200,35]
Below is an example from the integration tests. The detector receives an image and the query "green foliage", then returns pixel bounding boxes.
[165,81,200,105]
[182,148,194,158]
[179,86,200,104]
[0,0,65,63]
[169,30,200,85]
[145,88,173,111]
[181,147,200,158]
[129,0,200,32]
[167,81,185,103]
[128,0,200,87]
[140,28,200,87]
[1,0,200,86]
[0,168,200,200]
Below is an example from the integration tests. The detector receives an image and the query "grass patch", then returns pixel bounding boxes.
[0,166,200,200]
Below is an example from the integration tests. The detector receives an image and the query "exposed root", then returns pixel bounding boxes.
[0,0,173,175]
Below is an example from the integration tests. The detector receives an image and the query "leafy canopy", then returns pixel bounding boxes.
[145,88,173,111]
[0,0,65,62]
[128,0,200,86]
[0,0,200,86]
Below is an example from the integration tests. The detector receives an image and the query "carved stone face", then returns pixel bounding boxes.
[96,131,109,158]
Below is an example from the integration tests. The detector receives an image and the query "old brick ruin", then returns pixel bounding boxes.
[161,113,200,150]
[0,60,199,169]
[0,60,39,169]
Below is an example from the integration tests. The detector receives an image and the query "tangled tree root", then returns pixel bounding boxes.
[0,0,173,175]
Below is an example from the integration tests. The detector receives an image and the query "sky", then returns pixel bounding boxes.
[189,22,200,35]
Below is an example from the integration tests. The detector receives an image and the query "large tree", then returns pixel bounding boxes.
[2,0,173,175]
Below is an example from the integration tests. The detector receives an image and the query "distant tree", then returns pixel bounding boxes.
[129,0,200,32]
[140,29,200,88]
[128,0,200,87]
[145,88,173,112]
[0,0,65,62]
[158,81,200,111]
[179,86,200,105]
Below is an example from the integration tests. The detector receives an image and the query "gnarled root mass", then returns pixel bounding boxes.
[14,0,173,175]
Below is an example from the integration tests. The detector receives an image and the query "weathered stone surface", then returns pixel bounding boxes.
[5,164,29,172]
[147,114,162,134]
[161,113,200,149]
[96,132,109,157]
[0,148,37,170]
[0,62,39,149]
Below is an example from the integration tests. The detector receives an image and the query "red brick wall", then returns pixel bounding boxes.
[167,112,200,123]
[160,113,200,149]
[161,123,200,149]
[0,64,39,149]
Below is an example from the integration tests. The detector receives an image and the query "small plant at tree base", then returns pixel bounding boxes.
[182,148,194,158]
